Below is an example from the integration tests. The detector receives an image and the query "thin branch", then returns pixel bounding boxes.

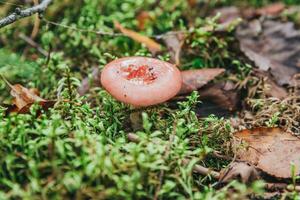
[0,0,53,28]
[19,33,48,56]
[42,17,190,39]
[42,18,124,37]
[182,159,220,179]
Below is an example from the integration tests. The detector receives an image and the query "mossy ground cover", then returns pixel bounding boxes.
[0,0,300,199]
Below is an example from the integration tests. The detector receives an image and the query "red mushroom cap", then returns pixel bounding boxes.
[101,56,182,106]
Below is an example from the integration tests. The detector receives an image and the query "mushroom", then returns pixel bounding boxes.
[101,56,182,107]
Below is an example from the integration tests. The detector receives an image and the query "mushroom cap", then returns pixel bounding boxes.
[101,56,182,106]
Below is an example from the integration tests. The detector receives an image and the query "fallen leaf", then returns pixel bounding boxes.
[261,78,287,100]
[10,84,45,109]
[256,3,285,16]
[162,32,185,66]
[235,127,300,178]
[178,68,225,95]
[136,11,151,30]
[198,81,239,111]
[114,21,161,54]
[236,19,300,85]
[219,162,259,184]
[3,78,55,114]
[187,0,197,7]
[215,3,285,24]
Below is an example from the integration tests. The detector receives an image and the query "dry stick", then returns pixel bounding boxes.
[19,33,48,56]
[0,0,52,28]
[127,133,220,180]
[42,17,189,39]
[182,159,220,179]
[42,18,124,37]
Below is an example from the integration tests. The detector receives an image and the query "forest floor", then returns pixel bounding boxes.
[0,0,300,199]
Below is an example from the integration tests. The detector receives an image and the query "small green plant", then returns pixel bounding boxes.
[285,163,300,199]
[266,111,280,127]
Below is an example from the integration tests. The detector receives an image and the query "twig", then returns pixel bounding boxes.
[182,159,220,179]
[42,17,190,39]
[0,0,52,28]
[19,33,48,56]
[42,18,124,37]
[127,133,140,143]
[0,74,14,89]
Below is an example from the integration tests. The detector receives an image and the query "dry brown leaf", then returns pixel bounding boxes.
[163,32,185,66]
[4,80,55,114]
[215,3,285,23]
[114,21,161,54]
[187,0,197,7]
[178,68,225,95]
[256,3,285,16]
[263,79,287,100]
[136,11,151,30]
[219,162,259,184]
[235,127,300,178]
[10,84,45,109]
[236,19,300,86]
[198,81,239,111]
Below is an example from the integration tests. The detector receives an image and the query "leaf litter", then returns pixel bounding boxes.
[179,68,225,95]
[198,81,240,111]
[2,76,55,114]
[236,19,300,86]
[234,127,300,179]
[208,4,300,189]
[219,162,259,184]
[162,32,186,66]
[62,4,300,195]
